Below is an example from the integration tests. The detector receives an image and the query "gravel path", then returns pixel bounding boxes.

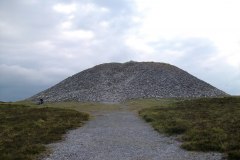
[43,110,223,160]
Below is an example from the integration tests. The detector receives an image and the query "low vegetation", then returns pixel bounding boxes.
[0,103,89,160]
[17,101,121,114]
[125,98,180,111]
[139,97,240,160]
[44,102,121,113]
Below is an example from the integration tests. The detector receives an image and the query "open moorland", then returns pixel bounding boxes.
[138,96,240,160]
[1,96,239,160]
[0,102,89,160]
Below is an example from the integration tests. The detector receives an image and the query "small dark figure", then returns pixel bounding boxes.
[39,98,44,105]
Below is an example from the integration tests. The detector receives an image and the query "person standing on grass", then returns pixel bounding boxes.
[39,98,44,105]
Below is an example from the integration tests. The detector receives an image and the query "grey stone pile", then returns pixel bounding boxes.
[29,61,227,102]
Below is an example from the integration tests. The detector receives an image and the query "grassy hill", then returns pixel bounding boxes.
[137,97,240,160]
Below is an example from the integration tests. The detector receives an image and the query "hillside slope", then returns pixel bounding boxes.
[29,61,227,102]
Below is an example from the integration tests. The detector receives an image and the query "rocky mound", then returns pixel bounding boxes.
[29,61,227,102]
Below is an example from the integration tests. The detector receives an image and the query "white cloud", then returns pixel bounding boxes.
[125,36,155,54]
[53,2,109,16]
[131,0,240,74]
[0,21,21,38]
[60,21,72,29]
[53,3,76,14]
[34,40,55,51]
[99,21,110,28]
[78,3,109,14]
[61,29,95,40]
[132,0,240,45]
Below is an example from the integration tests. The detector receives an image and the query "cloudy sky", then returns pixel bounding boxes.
[1,0,240,101]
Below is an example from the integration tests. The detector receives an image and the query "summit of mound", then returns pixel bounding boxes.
[29,61,227,102]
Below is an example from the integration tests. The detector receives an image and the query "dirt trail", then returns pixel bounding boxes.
[43,108,222,160]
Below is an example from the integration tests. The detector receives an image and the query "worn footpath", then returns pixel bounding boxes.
[43,107,222,160]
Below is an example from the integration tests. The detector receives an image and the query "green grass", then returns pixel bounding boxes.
[139,96,240,160]
[125,98,179,111]
[16,101,121,114]
[0,103,89,160]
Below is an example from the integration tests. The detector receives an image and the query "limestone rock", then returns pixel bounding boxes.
[29,61,227,102]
